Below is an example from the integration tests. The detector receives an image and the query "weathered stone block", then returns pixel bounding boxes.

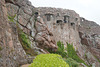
[18,15,28,26]
[18,8,31,21]
[6,3,19,16]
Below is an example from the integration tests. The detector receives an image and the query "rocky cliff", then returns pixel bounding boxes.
[0,0,100,67]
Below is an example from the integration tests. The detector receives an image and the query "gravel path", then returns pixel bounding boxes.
[21,64,31,67]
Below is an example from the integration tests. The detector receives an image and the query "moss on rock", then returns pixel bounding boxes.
[18,29,37,56]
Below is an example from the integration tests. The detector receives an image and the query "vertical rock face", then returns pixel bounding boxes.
[79,17,100,66]
[35,20,57,50]
[0,0,100,67]
[37,7,100,66]
[0,0,57,67]
[37,7,80,48]
[0,0,27,67]
[37,7,86,60]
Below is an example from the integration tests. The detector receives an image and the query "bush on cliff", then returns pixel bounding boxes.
[48,41,88,67]
[66,43,88,67]
[56,41,67,57]
[48,41,67,58]
[20,32,31,48]
[29,54,69,67]
[66,43,86,64]
[18,29,38,56]
[64,58,79,67]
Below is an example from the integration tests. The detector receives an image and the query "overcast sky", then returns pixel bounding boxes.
[29,0,100,25]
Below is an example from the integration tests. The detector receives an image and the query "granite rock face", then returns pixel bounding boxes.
[0,0,57,67]
[37,7,100,66]
[0,0,27,67]
[37,7,80,48]
[79,18,100,66]
[0,0,100,67]
[35,20,57,50]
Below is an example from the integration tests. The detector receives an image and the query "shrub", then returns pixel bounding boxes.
[57,41,64,52]
[56,41,67,57]
[48,41,67,58]
[65,58,79,67]
[48,41,88,66]
[67,43,84,63]
[29,54,69,67]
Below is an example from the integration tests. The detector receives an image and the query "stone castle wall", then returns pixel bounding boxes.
[37,7,81,49]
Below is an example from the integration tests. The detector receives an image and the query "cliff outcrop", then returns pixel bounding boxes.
[37,7,100,66]
[0,0,27,67]
[79,17,100,66]
[0,0,100,67]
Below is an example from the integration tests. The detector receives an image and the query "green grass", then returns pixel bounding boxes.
[29,54,69,67]
[20,32,31,48]
[18,29,37,56]
[8,14,16,22]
